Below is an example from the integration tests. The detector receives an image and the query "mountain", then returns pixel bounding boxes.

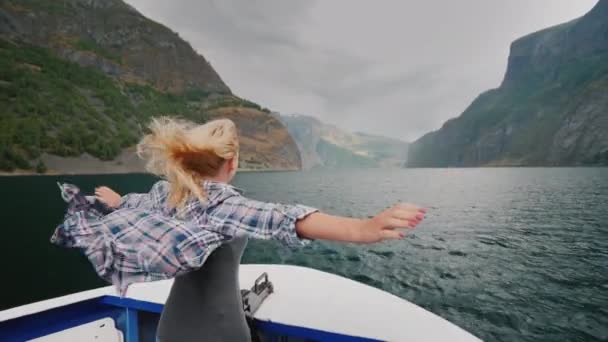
[0,0,301,173]
[277,114,408,169]
[211,108,301,171]
[408,0,608,167]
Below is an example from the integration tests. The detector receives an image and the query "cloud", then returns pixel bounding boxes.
[125,0,598,141]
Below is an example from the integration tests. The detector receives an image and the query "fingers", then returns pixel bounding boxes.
[94,186,115,204]
[95,192,108,204]
[386,206,426,229]
[389,205,425,218]
[391,218,421,229]
[95,190,105,201]
[95,186,112,196]
[380,230,404,241]
[394,203,424,211]
[391,209,425,222]
[366,203,428,244]
[385,217,413,229]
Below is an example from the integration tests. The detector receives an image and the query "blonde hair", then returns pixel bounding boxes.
[137,117,239,208]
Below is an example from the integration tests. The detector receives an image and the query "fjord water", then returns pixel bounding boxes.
[1,168,607,341]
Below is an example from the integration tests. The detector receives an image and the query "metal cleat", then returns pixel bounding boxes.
[242,272,274,317]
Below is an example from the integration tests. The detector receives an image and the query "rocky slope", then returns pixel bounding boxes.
[211,108,301,171]
[0,0,301,173]
[408,0,608,167]
[278,114,408,169]
[1,0,229,94]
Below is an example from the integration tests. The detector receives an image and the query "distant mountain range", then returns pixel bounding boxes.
[277,114,408,169]
[0,0,300,174]
[408,0,608,167]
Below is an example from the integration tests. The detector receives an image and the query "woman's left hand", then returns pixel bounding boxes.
[95,186,122,208]
[358,204,426,243]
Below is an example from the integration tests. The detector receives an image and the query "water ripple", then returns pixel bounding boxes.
[237,168,608,341]
[2,169,607,342]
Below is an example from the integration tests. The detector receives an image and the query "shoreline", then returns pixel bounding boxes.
[0,168,301,177]
[404,165,608,169]
[2,165,607,177]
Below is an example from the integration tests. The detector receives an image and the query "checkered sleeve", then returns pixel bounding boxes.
[208,195,318,248]
[52,206,225,296]
[52,182,226,295]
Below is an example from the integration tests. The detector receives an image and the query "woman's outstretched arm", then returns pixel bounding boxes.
[209,195,426,246]
[95,181,168,210]
[295,204,426,244]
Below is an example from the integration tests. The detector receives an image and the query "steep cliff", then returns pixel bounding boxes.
[278,114,408,169]
[0,0,229,94]
[211,108,302,170]
[408,0,608,167]
[0,0,301,173]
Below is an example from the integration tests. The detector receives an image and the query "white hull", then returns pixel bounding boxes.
[0,264,480,341]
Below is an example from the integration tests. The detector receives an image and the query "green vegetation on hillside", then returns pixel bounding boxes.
[0,38,261,172]
[11,0,73,14]
[73,39,122,64]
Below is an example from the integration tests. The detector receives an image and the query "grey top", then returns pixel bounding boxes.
[156,236,251,342]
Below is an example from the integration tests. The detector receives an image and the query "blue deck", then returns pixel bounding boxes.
[0,295,381,342]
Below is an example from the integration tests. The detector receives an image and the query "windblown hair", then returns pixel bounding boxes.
[136,117,239,208]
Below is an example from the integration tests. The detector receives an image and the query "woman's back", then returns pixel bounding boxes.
[156,236,250,342]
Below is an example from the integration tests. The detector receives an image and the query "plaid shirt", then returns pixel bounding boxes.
[51,180,317,295]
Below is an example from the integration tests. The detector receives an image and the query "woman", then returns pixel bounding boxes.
[52,117,426,295]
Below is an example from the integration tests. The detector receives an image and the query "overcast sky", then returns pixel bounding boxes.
[125,0,597,141]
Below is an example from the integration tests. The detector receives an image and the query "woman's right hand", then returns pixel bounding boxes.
[357,204,426,243]
[95,186,122,208]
